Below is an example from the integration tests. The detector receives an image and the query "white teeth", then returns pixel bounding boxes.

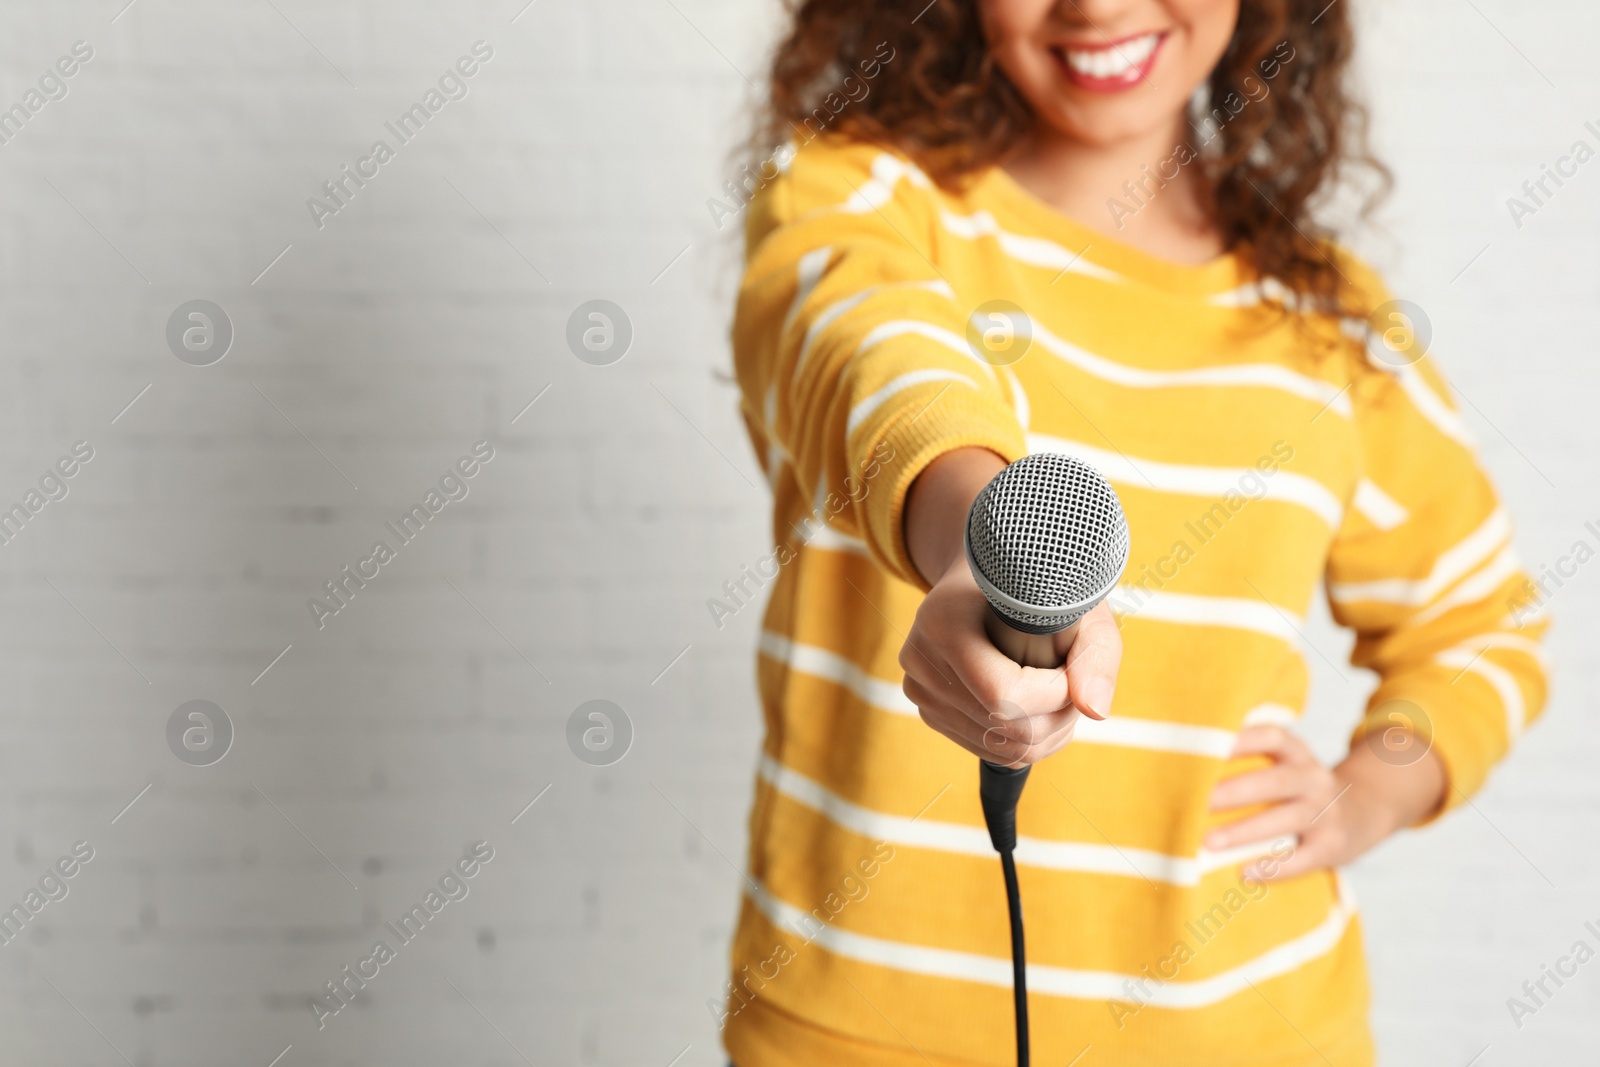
[1063,32,1159,78]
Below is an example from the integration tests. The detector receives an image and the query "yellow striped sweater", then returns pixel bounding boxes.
[723,138,1549,1067]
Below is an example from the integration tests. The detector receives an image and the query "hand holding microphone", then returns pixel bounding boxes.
[901,450,1127,770]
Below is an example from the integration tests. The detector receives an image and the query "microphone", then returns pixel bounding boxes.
[962,453,1130,1067]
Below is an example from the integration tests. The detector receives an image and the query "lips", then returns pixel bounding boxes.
[1053,31,1165,92]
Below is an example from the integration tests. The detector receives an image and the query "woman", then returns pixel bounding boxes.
[723,1,1549,1063]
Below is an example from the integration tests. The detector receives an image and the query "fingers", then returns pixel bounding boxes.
[1229,724,1315,764]
[896,629,953,690]
[942,632,1067,723]
[898,574,1010,701]
[1209,725,1336,854]
[900,650,1025,735]
[1209,764,1325,812]
[1240,841,1307,885]
[919,700,1079,766]
[904,676,1079,762]
[1206,802,1312,852]
[899,564,1120,768]
[901,600,1070,725]
[1062,603,1121,721]
[1005,663,1073,719]
[909,645,1073,742]
[1258,836,1333,882]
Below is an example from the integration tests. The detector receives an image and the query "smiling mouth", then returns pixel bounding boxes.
[1053,32,1166,91]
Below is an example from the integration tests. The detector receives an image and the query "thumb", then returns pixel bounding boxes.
[1063,602,1121,721]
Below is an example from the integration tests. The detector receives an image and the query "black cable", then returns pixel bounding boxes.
[978,761,1032,1067]
[999,847,1029,1067]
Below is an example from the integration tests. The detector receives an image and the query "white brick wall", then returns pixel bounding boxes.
[0,0,1592,1064]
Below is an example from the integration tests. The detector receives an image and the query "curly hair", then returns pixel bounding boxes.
[752,0,1389,319]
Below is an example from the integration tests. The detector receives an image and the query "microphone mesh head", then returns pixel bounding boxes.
[964,454,1130,635]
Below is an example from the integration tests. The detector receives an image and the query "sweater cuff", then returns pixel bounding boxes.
[864,403,1029,593]
[1348,673,1501,826]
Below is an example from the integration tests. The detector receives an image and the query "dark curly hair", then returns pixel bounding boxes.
[752,0,1389,319]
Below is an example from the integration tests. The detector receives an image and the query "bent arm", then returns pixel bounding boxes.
[1327,353,1550,825]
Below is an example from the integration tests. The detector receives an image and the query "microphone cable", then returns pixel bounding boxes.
[980,761,1032,1067]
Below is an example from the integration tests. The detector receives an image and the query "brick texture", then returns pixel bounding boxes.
[0,0,1593,1064]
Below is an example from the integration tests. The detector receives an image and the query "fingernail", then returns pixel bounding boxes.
[1077,678,1113,720]
[1205,830,1227,850]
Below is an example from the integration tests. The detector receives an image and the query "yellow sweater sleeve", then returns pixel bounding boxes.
[732,142,1028,589]
[1327,342,1550,816]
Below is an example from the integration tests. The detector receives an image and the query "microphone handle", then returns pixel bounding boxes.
[977,609,1079,839]
[983,611,1076,670]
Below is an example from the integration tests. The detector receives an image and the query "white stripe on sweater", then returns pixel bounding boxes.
[1445,633,1550,672]
[744,869,1355,1007]
[1410,545,1521,627]
[1028,433,1344,530]
[847,369,976,436]
[757,754,1287,886]
[857,319,998,380]
[1031,320,1351,418]
[1242,703,1301,727]
[762,248,833,483]
[1003,365,1030,429]
[759,631,910,714]
[760,631,1294,757]
[1205,277,1299,310]
[1351,479,1409,531]
[1109,587,1306,647]
[1329,509,1509,607]
[936,208,1123,283]
[1333,317,1474,449]
[1076,717,1238,759]
[783,246,833,338]
[834,152,936,214]
[794,280,955,377]
[792,521,869,556]
[1437,647,1527,738]
[1395,363,1474,449]
[831,152,1120,285]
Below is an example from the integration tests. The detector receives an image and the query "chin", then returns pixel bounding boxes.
[1038,96,1185,149]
